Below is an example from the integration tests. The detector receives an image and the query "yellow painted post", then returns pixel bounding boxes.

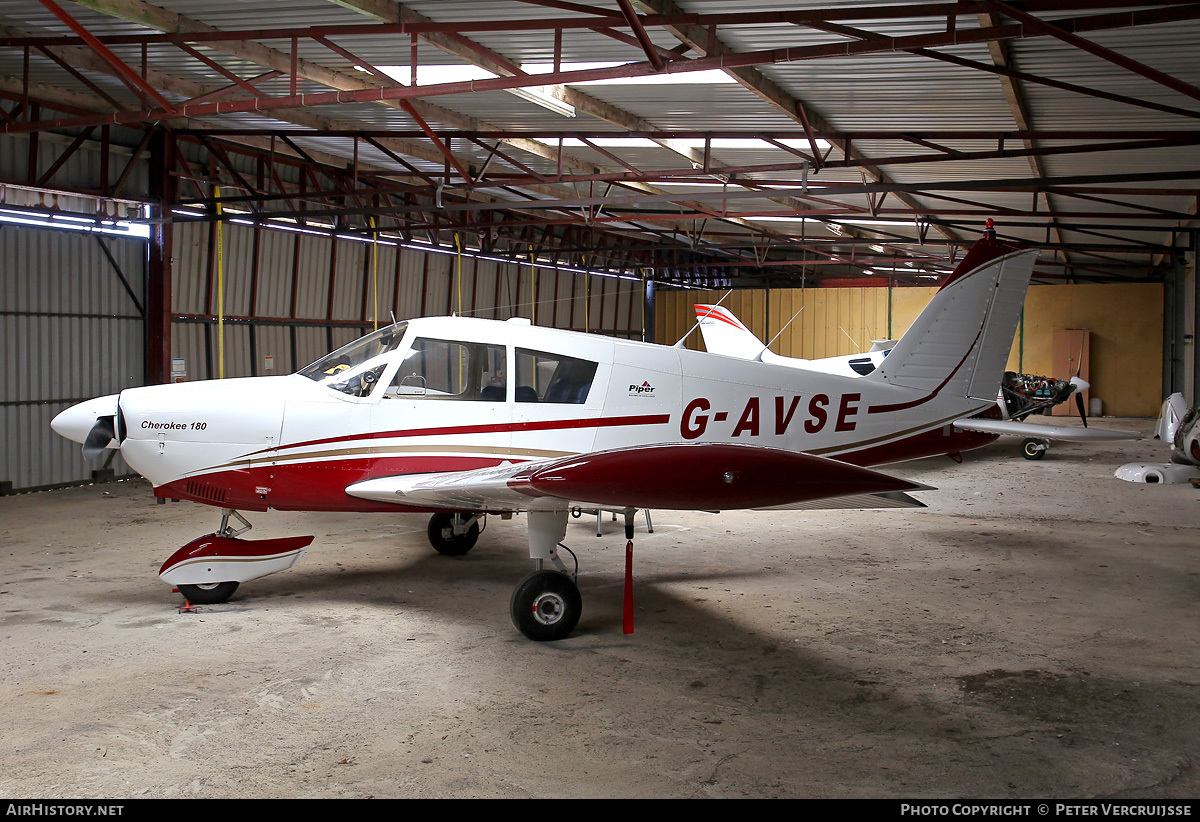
[215,185,225,379]
[370,217,379,329]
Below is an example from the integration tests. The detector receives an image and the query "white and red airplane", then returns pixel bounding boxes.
[53,226,1038,641]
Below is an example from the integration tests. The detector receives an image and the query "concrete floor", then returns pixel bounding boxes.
[1,417,1198,798]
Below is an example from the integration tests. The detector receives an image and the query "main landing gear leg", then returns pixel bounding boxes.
[427,511,483,555]
[622,509,637,635]
[510,509,581,641]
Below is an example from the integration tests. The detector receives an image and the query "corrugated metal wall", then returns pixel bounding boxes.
[171,220,646,381]
[1,224,145,491]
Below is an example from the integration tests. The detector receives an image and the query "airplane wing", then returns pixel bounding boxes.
[346,442,932,513]
[952,418,1136,442]
[754,490,928,511]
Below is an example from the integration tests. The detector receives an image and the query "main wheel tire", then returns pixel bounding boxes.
[178,581,239,605]
[1022,438,1046,460]
[510,570,582,641]
[427,512,480,556]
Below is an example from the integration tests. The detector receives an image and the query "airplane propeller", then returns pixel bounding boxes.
[82,415,117,460]
[1069,376,1090,429]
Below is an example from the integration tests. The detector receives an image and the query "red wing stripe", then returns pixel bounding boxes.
[263,413,672,456]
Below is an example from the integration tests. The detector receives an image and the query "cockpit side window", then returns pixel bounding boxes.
[386,338,506,401]
[298,323,407,397]
[514,348,598,404]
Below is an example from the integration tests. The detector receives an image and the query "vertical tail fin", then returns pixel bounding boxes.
[870,234,1038,403]
[694,304,767,360]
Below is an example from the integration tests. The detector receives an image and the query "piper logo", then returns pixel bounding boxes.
[629,381,655,395]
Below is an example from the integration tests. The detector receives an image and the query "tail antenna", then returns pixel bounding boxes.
[755,306,804,361]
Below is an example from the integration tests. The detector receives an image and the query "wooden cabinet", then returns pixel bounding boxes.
[1052,329,1089,416]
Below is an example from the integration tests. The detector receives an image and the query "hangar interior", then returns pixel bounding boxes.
[1,0,1199,800]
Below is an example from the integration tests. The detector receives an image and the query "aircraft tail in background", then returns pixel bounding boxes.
[694,304,766,361]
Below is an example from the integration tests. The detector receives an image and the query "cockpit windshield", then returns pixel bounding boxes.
[298,322,408,397]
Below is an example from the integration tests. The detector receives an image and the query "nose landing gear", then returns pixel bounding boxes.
[159,509,314,606]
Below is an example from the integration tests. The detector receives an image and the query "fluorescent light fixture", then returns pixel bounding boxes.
[372,64,576,117]
[521,62,735,86]
[652,181,745,188]
[337,232,396,246]
[744,216,825,225]
[507,85,576,117]
[869,244,886,253]
[372,65,494,86]
[0,207,149,238]
[532,136,830,151]
[370,60,739,117]
[838,218,911,227]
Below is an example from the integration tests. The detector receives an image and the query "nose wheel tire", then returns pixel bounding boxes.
[177,581,239,605]
[1022,438,1047,460]
[510,570,582,641]
[427,513,480,555]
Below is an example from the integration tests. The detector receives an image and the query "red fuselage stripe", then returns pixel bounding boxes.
[263,413,672,456]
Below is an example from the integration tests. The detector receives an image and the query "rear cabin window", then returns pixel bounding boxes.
[514,349,598,404]
[387,338,506,401]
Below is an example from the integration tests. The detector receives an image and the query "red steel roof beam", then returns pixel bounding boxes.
[177,44,273,99]
[180,70,284,107]
[2,3,1170,48]
[312,34,473,184]
[34,45,125,110]
[10,5,1199,136]
[987,0,1200,105]
[35,0,175,113]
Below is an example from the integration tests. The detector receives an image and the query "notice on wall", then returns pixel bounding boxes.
[171,357,186,383]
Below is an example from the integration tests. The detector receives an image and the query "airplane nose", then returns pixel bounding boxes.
[1069,376,1090,393]
[51,394,120,445]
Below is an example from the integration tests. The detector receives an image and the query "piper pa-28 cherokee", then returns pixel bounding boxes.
[57,224,1040,641]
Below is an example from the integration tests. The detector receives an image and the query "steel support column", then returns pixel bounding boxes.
[643,277,655,343]
[1192,230,1199,406]
[146,127,175,386]
[1164,242,1189,400]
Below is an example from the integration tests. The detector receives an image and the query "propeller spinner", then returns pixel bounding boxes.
[50,394,122,459]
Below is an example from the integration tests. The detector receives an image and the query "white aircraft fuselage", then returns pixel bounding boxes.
[57,314,1001,515]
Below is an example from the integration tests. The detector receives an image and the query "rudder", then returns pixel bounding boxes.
[869,233,1038,404]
